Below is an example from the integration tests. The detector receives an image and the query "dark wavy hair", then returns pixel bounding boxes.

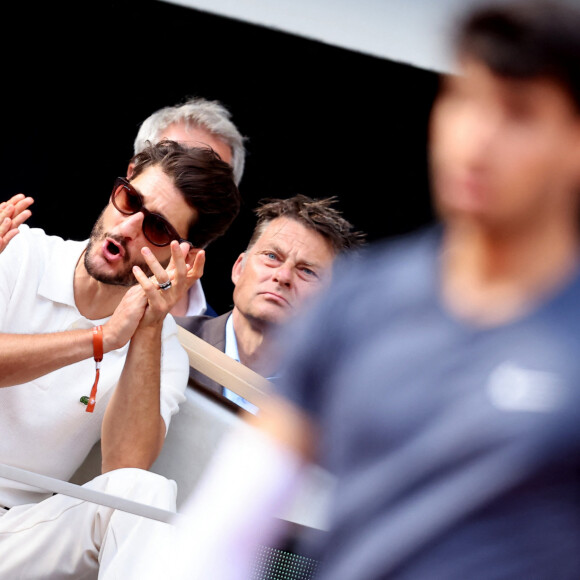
[130,139,241,248]
[246,194,366,256]
[456,0,580,111]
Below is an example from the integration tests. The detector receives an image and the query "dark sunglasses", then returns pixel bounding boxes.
[111,177,192,247]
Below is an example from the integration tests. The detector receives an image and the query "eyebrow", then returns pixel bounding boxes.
[262,244,322,271]
[131,182,174,225]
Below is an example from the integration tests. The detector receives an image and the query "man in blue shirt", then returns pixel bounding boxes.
[257,1,580,578]
[126,2,580,578]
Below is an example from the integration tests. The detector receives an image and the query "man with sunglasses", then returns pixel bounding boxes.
[0,139,240,577]
[131,95,247,319]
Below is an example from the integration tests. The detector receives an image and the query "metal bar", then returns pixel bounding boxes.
[0,464,177,524]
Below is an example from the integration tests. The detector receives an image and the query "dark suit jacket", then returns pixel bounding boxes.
[174,311,241,413]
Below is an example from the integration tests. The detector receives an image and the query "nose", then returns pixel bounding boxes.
[456,104,501,170]
[273,263,293,287]
[117,211,145,241]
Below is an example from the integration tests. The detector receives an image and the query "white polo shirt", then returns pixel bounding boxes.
[0,225,189,507]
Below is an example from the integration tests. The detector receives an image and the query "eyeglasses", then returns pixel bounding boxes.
[110,177,191,247]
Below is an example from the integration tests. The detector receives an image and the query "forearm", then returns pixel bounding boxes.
[249,394,316,462]
[99,242,202,471]
[100,322,166,472]
[167,406,314,579]
[0,330,95,387]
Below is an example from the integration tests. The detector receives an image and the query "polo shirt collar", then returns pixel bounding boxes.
[38,238,88,308]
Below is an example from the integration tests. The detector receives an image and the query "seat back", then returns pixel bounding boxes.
[150,387,242,507]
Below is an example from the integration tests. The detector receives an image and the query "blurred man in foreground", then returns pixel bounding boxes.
[130,1,580,578]
[254,1,580,577]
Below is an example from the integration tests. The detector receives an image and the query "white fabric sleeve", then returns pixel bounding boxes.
[159,315,189,432]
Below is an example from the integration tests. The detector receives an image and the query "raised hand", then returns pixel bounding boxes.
[100,241,205,352]
[132,241,205,327]
[0,194,34,253]
[102,284,149,352]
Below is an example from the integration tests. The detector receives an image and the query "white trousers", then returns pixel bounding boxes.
[0,468,177,580]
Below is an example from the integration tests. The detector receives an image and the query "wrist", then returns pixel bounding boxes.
[83,325,103,413]
[134,320,164,338]
[101,323,122,353]
[130,321,164,352]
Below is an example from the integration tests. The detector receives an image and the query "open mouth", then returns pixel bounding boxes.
[107,241,120,255]
[102,238,125,261]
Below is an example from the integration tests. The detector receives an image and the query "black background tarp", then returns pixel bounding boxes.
[1,0,440,314]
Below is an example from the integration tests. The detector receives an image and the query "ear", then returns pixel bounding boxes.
[560,118,580,190]
[126,162,135,179]
[231,253,245,285]
[572,119,580,169]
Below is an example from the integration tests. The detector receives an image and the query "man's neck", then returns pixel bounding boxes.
[231,309,276,377]
[440,218,580,326]
[73,252,129,320]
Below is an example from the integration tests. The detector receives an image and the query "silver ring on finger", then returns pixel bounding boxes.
[157,279,172,291]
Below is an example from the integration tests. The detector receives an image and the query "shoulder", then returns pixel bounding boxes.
[0,224,84,275]
[273,225,441,412]
[176,311,231,345]
[278,225,441,370]
[10,224,69,244]
[329,224,441,311]
[2,224,45,255]
[3,224,82,257]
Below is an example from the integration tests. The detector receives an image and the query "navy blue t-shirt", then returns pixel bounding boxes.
[274,226,580,579]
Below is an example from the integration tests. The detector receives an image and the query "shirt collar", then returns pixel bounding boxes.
[224,313,240,362]
[38,238,88,308]
[184,279,208,316]
[225,313,281,383]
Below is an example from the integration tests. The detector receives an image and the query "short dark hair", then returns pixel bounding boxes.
[456,0,580,110]
[130,139,241,248]
[247,194,366,255]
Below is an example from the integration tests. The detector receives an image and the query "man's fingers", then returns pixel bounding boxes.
[132,265,157,291]
[13,196,34,217]
[11,209,32,229]
[0,217,11,237]
[186,249,205,282]
[1,194,33,215]
[165,241,191,278]
[141,246,171,287]
[0,196,33,226]
[4,194,25,207]
[2,229,21,246]
[0,195,34,254]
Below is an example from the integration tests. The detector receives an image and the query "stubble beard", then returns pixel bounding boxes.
[84,214,154,287]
